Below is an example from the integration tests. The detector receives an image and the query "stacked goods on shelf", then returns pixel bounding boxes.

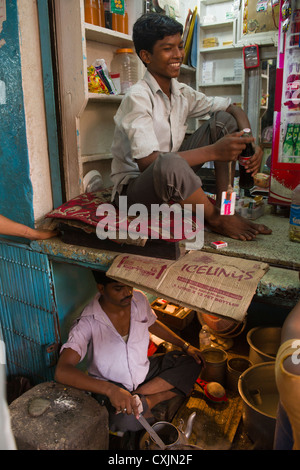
[202,37,219,48]
[87,59,118,95]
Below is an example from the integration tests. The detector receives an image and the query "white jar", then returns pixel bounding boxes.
[111,48,139,94]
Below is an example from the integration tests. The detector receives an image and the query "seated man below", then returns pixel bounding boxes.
[55,270,203,432]
[110,13,272,241]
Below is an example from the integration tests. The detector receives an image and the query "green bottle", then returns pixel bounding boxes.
[293,123,300,157]
[283,124,295,157]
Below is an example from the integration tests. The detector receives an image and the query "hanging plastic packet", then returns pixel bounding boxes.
[87,65,110,94]
[282,0,292,19]
[220,162,236,215]
[93,59,118,95]
[282,17,290,32]
[220,189,236,215]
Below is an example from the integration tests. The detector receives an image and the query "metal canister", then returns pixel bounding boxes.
[226,357,252,392]
[200,348,228,386]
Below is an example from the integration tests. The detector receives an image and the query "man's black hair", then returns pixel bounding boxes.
[133,13,183,62]
[92,270,115,286]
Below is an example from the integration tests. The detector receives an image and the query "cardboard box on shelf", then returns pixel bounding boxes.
[106,251,269,322]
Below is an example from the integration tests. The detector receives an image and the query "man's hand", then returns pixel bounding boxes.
[107,384,141,418]
[186,345,206,366]
[28,228,59,240]
[211,131,255,163]
[244,144,263,176]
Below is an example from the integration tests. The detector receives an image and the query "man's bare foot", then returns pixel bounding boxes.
[206,211,272,241]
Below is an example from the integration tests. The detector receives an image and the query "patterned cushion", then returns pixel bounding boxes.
[46,188,202,242]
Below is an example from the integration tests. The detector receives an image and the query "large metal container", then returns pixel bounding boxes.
[238,362,279,449]
[247,327,281,364]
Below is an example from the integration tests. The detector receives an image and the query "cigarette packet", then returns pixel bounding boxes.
[211,240,228,249]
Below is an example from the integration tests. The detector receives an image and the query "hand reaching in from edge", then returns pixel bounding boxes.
[29,228,59,240]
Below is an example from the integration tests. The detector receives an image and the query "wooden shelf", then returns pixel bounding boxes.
[85,24,133,47]
[180,64,196,74]
[200,45,240,53]
[81,153,112,163]
[200,0,232,4]
[199,81,242,87]
[200,20,235,29]
[88,92,123,102]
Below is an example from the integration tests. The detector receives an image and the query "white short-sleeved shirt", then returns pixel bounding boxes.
[110,69,231,199]
[61,289,157,391]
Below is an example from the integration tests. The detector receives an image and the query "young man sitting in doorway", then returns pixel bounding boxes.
[110,13,272,241]
[55,271,203,432]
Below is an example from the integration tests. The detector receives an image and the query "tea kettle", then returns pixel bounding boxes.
[140,412,203,450]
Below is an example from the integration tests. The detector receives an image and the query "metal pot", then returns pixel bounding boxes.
[140,412,203,450]
[247,327,281,364]
[226,357,252,392]
[200,347,228,386]
[238,361,279,449]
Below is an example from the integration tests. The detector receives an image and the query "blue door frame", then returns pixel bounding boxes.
[37,0,63,208]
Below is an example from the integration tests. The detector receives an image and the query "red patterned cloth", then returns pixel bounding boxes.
[46,188,203,242]
[47,189,112,226]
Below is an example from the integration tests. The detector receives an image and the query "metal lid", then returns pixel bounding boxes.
[116,48,134,54]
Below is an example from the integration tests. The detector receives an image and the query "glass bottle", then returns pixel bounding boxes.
[283,123,295,157]
[238,128,254,190]
[84,0,100,26]
[199,325,211,350]
[289,183,300,242]
[103,0,112,29]
[98,0,105,27]
[112,12,118,31]
[293,123,299,156]
[117,1,128,34]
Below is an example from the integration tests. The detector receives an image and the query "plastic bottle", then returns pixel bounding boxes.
[238,128,254,190]
[289,183,300,242]
[199,325,211,350]
[84,0,100,26]
[111,48,139,94]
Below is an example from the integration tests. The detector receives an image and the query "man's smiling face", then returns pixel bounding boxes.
[140,32,184,84]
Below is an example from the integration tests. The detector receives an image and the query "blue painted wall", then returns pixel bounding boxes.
[0,1,34,228]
